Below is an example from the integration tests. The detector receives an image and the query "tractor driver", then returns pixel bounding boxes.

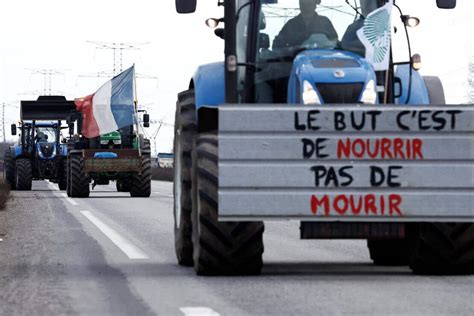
[35,129,47,143]
[272,0,338,50]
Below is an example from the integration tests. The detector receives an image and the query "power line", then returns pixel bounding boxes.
[78,70,158,87]
[26,68,68,95]
[151,119,174,157]
[87,41,149,75]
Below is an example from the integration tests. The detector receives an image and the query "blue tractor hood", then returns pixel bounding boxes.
[288,49,377,104]
[36,142,57,160]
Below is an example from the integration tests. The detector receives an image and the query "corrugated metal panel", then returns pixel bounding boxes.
[219,136,473,160]
[220,163,474,188]
[218,105,474,222]
[219,105,474,132]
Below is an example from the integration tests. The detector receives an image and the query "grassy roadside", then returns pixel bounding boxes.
[0,180,10,211]
[0,180,10,239]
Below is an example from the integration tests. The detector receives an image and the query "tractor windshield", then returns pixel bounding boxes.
[35,127,57,143]
[249,0,384,102]
[258,0,383,57]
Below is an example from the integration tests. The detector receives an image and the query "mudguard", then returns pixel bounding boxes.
[395,64,430,105]
[193,62,225,111]
[11,145,23,159]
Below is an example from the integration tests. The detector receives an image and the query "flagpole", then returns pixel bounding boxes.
[133,64,142,156]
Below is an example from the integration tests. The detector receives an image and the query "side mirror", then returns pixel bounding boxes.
[11,124,17,136]
[214,28,224,40]
[68,122,74,136]
[259,33,270,50]
[436,0,456,9]
[143,113,150,128]
[176,0,196,13]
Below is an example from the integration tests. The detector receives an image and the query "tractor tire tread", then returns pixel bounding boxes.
[192,133,264,276]
[3,149,15,188]
[174,89,197,266]
[69,155,90,198]
[409,223,474,275]
[15,158,32,191]
[368,239,409,266]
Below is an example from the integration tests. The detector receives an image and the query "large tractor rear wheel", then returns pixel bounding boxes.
[409,223,474,275]
[69,155,90,197]
[424,76,446,104]
[3,149,15,189]
[58,159,67,190]
[130,156,151,197]
[368,239,409,266]
[15,158,32,191]
[130,139,151,197]
[191,133,265,275]
[173,90,197,266]
[66,157,72,197]
[408,78,473,275]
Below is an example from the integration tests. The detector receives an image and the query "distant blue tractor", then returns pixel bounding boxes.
[3,96,75,190]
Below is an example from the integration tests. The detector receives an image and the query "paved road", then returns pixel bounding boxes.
[0,180,473,315]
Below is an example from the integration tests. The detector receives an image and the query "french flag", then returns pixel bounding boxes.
[75,66,136,138]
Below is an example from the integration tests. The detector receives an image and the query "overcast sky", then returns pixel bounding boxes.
[0,0,473,152]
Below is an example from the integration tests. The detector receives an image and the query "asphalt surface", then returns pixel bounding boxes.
[0,180,473,315]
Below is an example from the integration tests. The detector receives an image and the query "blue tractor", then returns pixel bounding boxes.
[3,96,75,190]
[173,0,473,275]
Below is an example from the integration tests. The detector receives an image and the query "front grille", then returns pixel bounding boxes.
[39,143,54,157]
[311,59,360,68]
[316,83,364,104]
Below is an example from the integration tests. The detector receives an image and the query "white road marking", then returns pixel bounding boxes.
[179,307,220,316]
[44,180,78,206]
[80,211,149,260]
[60,193,79,206]
[153,192,174,198]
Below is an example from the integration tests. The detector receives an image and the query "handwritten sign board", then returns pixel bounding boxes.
[218,105,474,222]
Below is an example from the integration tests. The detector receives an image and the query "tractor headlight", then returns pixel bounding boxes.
[302,80,322,105]
[100,140,109,145]
[360,79,377,104]
[112,139,122,145]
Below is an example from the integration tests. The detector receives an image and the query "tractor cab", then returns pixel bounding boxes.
[184,0,456,105]
[15,121,60,157]
[226,0,421,105]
